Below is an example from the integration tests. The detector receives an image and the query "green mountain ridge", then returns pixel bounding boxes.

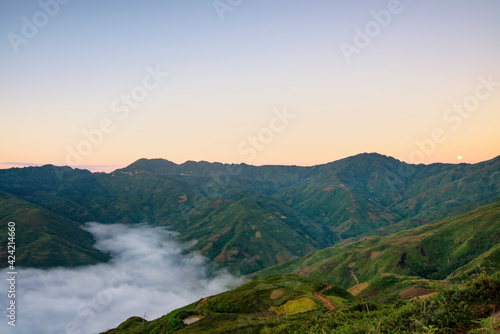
[1,153,499,333]
[0,153,498,273]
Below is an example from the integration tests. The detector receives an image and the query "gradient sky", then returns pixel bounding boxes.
[1,0,499,172]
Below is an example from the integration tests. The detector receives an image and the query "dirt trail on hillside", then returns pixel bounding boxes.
[196,297,209,309]
[313,284,335,312]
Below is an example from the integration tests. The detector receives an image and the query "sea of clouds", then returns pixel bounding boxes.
[0,223,237,334]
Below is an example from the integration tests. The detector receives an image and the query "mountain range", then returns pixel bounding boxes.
[1,152,500,333]
[1,153,499,274]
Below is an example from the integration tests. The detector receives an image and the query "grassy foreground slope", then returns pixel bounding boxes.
[102,274,354,334]
[103,273,500,334]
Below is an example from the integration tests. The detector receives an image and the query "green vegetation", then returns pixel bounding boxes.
[253,201,500,297]
[0,153,498,274]
[170,195,326,273]
[0,154,498,333]
[102,274,353,334]
[104,272,500,334]
[0,193,110,267]
[103,200,500,333]
[268,297,317,315]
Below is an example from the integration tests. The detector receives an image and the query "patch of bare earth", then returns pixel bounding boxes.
[208,235,220,242]
[399,287,428,299]
[196,297,209,309]
[183,315,204,325]
[213,249,239,264]
[313,284,335,312]
[370,251,380,260]
[276,254,289,263]
[415,292,438,300]
[201,242,213,252]
[209,199,223,208]
[270,288,286,300]
[296,266,315,275]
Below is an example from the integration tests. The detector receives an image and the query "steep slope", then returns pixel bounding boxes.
[104,202,500,333]
[0,165,197,224]
[253,200,500,293]
[104,272,500,334]
[276,153,500,240]
[0,192,110,267]
[390,157,500,219]
[169,195,328,274]
[0,153,498,271]
[121,153,500,242]
[103,274,353,334]
[276,181,402,241]
[0,168,325,272]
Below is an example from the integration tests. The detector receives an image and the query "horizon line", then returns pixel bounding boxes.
[1,152,498,174]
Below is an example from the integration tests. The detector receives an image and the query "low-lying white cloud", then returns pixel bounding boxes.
[0,223,237,334]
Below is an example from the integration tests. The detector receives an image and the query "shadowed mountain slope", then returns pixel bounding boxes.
[0,153,498,272]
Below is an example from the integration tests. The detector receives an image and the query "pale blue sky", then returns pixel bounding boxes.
[1,0,499,171]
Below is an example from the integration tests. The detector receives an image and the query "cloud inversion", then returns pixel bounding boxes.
[0,223,237,334]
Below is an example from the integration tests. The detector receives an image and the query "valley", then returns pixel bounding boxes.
[1,153,498,274]
[0,153,499,333]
